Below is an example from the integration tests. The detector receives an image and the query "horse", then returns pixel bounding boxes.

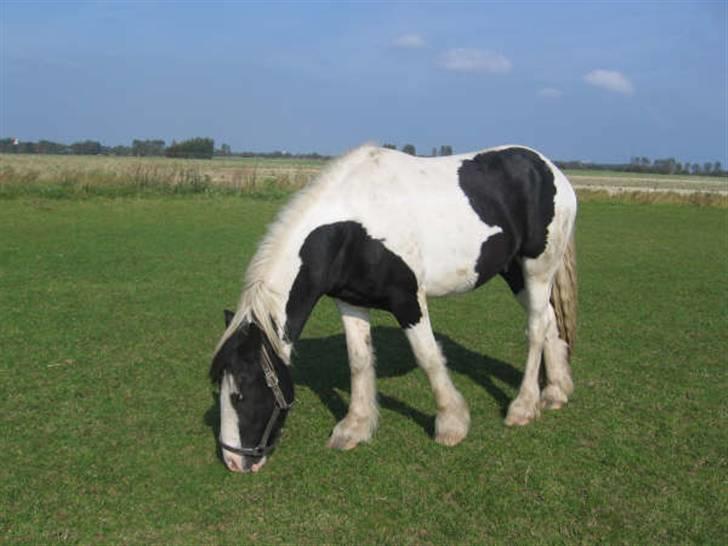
[209,144,577,473]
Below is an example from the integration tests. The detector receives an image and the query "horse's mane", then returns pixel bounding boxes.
[213,144,377,364]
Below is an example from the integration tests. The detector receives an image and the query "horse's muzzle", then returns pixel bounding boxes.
[223,449,267,473]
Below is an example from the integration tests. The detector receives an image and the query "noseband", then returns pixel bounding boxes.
[220,347,293,459]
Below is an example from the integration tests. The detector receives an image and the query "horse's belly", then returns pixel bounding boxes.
[419,224,496,297]
[422,246,481,296]
[367,199,503,297]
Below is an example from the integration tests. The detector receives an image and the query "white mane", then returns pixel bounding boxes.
[213,144,377,364]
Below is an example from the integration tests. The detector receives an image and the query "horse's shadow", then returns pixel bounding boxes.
[204,327,521,442]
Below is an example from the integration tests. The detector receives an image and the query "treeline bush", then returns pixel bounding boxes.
[556,157,725,177]
[165,138,214,159]
[0,137,214,159]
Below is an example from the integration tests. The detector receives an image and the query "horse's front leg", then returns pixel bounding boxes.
[327,300,379,450]
[404,290,470,446]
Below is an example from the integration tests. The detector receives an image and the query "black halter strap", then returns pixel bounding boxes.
[220,347,293,459]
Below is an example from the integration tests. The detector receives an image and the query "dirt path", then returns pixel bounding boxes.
[568,174,728,195]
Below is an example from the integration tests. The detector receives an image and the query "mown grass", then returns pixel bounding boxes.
[1,194,726,544]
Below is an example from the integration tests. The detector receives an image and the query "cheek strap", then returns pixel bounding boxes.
[220,406,285,458]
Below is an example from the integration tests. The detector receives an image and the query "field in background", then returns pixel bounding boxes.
[0,154,325,198]
[1,194,726,544]
[1,153,726,199]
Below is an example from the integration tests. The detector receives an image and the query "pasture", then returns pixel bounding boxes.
[1,190,726,543]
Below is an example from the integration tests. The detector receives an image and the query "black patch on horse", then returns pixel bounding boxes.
[501,260,525,296]
[457,147,557,288]
[285,221,422,339]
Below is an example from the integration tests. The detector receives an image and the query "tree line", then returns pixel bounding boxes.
[0,137,333,161]
[383,143,453,157]
[1,137,725,176]
[555,156,725,177]
[0,137,215,159]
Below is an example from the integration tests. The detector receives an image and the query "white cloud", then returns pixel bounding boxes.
[393,33,425,49]
[437,48,512,74]
[584,69,634,95]
[539,87,563,99]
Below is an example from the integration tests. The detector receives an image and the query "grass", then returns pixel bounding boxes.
[1,193,726,544]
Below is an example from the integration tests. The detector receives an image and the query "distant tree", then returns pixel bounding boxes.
[382,143,397,150]
[713,161,722,175]
[402,144,416,156]
[70,140,102,155]
[0,138,14,153]
[36,140,67,154]
[165,137,214,159]
[691,163,701,175]
[439,145,453,156]
[132,139,165,157]
[431,147,437,157]
[219,143,232,156]
[17,141,36,154]
[110,145,132,156]
[703,162,713,175]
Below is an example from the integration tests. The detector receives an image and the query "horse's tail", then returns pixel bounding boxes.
[551,229,577,360]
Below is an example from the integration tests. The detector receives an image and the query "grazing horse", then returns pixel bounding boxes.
[210,144,577,473]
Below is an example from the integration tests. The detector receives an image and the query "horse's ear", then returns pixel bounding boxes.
[224,309,235,327]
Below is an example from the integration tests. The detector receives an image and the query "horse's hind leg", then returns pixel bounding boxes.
[404,289,470,446]
[328,300,379,450]
[503,257,564,425]
[539,304,573,410]
[502,261,573,416]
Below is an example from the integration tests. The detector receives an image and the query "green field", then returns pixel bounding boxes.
[1,194,726,544]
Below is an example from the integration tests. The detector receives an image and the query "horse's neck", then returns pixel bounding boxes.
[250,176,349,352]
[245,224,321,356]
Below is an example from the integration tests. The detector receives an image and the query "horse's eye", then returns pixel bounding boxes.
[230,392,244,405]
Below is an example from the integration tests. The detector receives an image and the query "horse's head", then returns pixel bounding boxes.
[209,310,294,473]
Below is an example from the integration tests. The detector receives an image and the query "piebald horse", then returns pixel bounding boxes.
[210,144,577,473]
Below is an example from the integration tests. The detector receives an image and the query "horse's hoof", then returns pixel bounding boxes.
[327,416,375,450]
[435,430,466,446]
[326,434,359,451]
[540,385,568,411]
[434,404,470,446]
[505,398,540,426]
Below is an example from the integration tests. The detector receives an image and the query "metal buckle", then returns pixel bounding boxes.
[263,367,279,388]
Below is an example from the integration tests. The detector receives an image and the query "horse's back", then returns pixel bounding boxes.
[322,145,574,296]
[331,147,496,295]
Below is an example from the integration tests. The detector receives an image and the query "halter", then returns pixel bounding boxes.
[219,346,293,459]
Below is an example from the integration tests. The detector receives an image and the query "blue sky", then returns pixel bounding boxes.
[1,1,726,164]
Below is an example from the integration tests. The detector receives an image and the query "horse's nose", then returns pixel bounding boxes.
[249,457,267,473]
[223,451,244,473]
